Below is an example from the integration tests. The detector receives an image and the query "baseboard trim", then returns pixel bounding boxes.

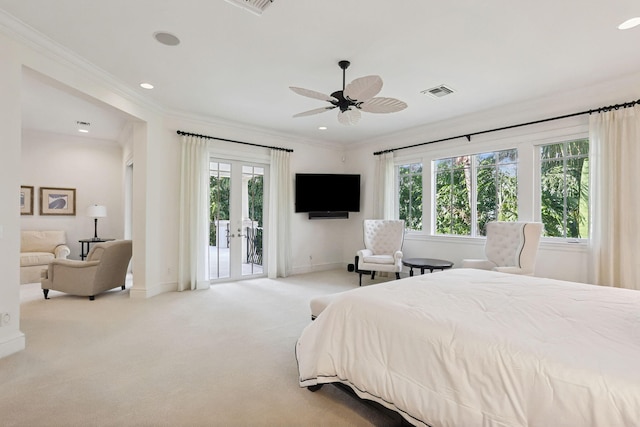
[129,281,177,299]
[0,331,26,359]
[290,262,344,276]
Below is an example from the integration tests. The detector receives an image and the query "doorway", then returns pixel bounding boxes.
[209,159,267,281]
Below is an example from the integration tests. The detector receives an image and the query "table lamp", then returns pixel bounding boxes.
[87,204,107,240]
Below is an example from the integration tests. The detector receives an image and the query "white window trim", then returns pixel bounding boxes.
[533,134,590,243]
[391,118,589,245]
[394,156,425,234]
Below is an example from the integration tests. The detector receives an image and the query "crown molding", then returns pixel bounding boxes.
[0,9,347,152]
[0,8,165,116]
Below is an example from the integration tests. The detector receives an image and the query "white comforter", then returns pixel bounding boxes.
[296,269,640,427]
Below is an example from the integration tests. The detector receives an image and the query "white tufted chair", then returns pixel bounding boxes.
[462,221,543,275]
[355,219,405,286]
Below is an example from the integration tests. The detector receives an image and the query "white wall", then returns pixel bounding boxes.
[20,130,125,259]
[289,146,358,274]
[0,32,25,358]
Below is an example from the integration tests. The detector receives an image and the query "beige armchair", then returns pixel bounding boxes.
[21,230,71,284]
[41,240,132,300]
[462,221,543,275]
[355,219,405,286]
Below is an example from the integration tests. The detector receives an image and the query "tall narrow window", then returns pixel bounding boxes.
[434,156,471,235]
[475,149,518,235]
[397,162,423,231]
[540,139,589,239]
[434,149,518,236]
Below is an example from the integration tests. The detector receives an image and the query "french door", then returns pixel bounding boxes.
[209,159,267,281]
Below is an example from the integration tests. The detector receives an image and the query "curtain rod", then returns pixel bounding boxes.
[177,130,294,152]
[374,98,640,156]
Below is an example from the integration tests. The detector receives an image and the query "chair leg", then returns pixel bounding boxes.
[43,289,49,299]
[121,285,126,290]
[395,272,400,280]
[371,271,376,280]
[89,295,95,301]
[358,273,363,286]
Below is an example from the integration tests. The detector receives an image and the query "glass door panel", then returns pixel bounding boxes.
[241,165,264,277]
[209,159,266,281]
[209,161,231,280]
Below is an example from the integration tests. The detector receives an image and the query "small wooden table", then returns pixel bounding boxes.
[403,258,454,276]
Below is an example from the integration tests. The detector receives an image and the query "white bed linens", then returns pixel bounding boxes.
[296,269,640,427]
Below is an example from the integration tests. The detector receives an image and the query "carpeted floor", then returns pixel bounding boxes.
[0,269,404,427]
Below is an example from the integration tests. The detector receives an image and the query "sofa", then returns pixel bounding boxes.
[20,230,71,284]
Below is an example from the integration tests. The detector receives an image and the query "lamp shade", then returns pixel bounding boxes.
[87,204,107,218]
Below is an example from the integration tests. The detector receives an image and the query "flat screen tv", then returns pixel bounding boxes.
[295,173,361,219]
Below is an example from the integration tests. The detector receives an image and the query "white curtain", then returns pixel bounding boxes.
[178,135,210,291]
[373,152,396,219]
[588,105,640,289]
[267,149,292,278]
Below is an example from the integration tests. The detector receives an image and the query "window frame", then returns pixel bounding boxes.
[392,118,589,248]
[394,158,425,233]
[432,148,519,237]
[534,138,590,243]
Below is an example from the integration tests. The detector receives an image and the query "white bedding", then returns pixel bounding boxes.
[296,269,640,427]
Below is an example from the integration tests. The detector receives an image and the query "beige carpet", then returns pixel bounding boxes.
[0,270,404,427]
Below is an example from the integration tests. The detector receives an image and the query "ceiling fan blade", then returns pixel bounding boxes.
[343,75,383,102]
[359,97,408,113]
[289,87,337,102]
[337,108,361,126]
[293,106,336,118]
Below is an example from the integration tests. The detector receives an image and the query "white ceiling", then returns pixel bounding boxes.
[2,0,640,145]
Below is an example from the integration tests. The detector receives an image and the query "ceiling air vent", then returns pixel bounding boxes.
[421,84,455,99]
[224,0,274,16]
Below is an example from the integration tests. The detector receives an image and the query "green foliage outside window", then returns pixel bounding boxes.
[210,175,230,245]
[540,139,589,238]
[435,157,472,235]
[247,175,263,227]
[435,149,518,236]
[398,163,423,231]
[247,174,264,260]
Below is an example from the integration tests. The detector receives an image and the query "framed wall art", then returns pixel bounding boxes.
[40,187,76,216]
[20,185,34,215]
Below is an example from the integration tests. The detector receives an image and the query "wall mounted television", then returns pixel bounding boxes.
[295,173,361,219]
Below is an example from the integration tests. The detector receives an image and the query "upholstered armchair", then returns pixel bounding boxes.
[462,221,543,275]
[20,230,71,284]
[41,240,132,300]
[355,219,405,286]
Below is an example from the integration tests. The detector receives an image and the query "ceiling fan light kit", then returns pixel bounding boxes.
[290,60,407,126]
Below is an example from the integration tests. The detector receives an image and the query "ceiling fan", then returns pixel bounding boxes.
[290,60,407,126]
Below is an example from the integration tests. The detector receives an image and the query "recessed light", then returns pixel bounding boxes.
[153,31,181,46]
[618,17,640,30]
[140,82,154,89]
[318,126,328,130]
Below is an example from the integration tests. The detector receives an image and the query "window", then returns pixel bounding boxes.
[539,139,589,239]
[434,149,518,236]
[397,162,423,231]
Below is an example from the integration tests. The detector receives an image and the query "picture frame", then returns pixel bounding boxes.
[20,185,34,215]
[40,187,76,216]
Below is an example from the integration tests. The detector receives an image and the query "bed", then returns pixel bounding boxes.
[296,269,640,427]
